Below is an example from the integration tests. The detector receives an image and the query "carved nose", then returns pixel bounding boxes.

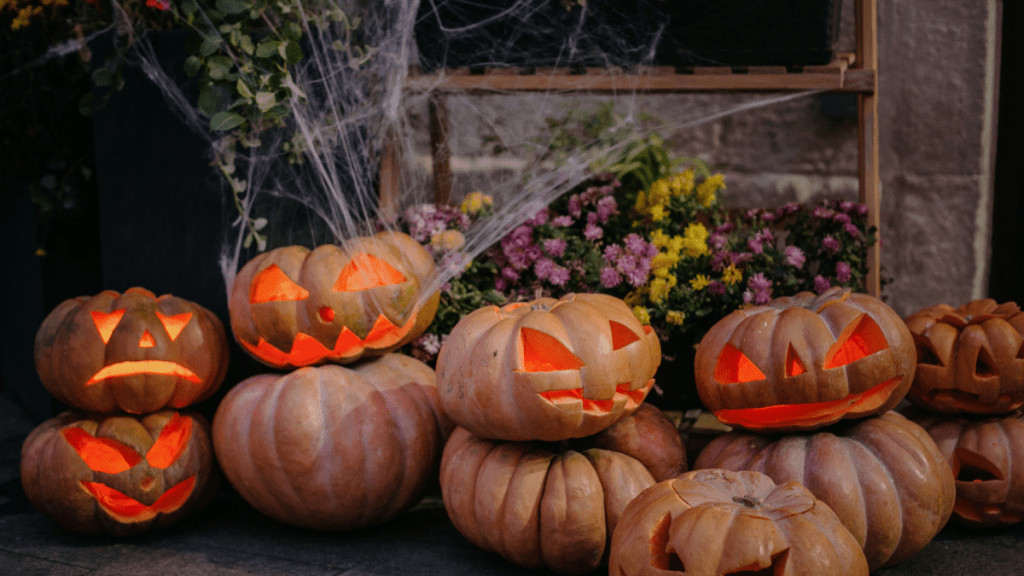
[139,330,156,348]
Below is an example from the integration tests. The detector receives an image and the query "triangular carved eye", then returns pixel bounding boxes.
[610,320,641,350]
[521,327,585,372]
[786,344,807,377]
[823,314,889,369]
[250,264,310,304]
[62,428,141,474]
[146,413,192,469]
[91,309,126,344]
[156,312,192,341]
[953,448,1004,482]
[715,343,766,383]
[333,254,407,292]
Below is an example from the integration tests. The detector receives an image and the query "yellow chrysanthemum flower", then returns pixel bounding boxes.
[648,204,666,222]
[668,169,695,197]
[460,191,492,215]
[696,173,725,208]
[430,230,465,251]
[690,274,711,290]
[666,311,686,326]
[632,306,651,325]
[722,264,743,286]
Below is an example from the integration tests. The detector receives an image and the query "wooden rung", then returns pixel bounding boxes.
[484,67,521,76]
[584,66,624,76]
[692,66,732,76]
[746,65,789,75]
[445,67,471,76]
[533,67,574,76]
[634,65,678,76]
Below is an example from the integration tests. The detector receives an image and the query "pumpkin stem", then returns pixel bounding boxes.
[732,495,762,508]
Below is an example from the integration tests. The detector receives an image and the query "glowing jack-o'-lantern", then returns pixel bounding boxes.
[904,299,1024,414]
[20,410,218,536]
[436,292,661,442]
[908,409,1024,527]
[608,469,869,576]
[694,287,916,432]
[228,231,439,369]
[34,288,229,414]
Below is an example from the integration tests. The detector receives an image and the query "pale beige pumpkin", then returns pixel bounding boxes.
[908,410,1024,527]
[440,425,659,575]
[904,299,1024,414]
[229,231,439,369]
[436,292,661,442]
[695,411,954,570]
[34,287,229,414]
[694,287,915,433]
[608,469,868,576]
[20,410,218,536]
[591,402,686,482]
[212,354,453,530]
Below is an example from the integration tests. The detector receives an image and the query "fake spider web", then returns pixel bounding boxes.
[117,0,842,321]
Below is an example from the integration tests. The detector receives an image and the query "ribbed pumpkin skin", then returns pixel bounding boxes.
[228,232,439,369]
[34,287,229,414]
[608,469,869,576]
[694,287,915,433]
[436,292,661,442]
[439,416,673,575]
[904,299,1024,414]
[695,411,954,570]
[908,410,1024,527]
[212,354,453,530]
[591,402,686,482]
[20,410,218,536]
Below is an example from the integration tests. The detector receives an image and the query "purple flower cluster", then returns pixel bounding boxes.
[601,234,658,288]
[743,272,772,305]
[403,204,470,246]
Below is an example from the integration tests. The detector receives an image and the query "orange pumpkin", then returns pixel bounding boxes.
[608,469,868,576]
[20,410,218,536]
[695,411,955,570]
[904,299,1024,414]
[212,354,453,530]
[34,287,229,414]
[229,231,439,369]
[907,409,1024,527]
[694,287,915,432]
[439,410,681,575]
[436,292,661,442]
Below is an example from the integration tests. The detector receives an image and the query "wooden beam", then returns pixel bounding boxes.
[428,94,453,206]
[856,0,881,297]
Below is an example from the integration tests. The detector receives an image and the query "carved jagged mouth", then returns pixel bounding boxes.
[713,376,903,429]
[86,361,201,385]
[81,476,196,521]
[241,313,416,367]
[539,380,653,414]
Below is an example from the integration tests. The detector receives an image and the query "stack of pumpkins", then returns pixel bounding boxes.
[901,298,1024,528]
[688,287,957,572]
[23,287,229,535]
[212,231,455,530]
[433,292,688,574]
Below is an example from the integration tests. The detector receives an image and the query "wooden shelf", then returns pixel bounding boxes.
[405,53,875,94]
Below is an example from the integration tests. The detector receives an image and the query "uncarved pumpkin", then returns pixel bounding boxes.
[907,409,1024,527]
[20,410,218,536]
[212,353,453,530]
[229,231,439,369]
[436,292,661,442]
[695,411,955,570]
[694,287,915,432]
[34,287,229,414]
[904,299,1024,414]
[440,414,678,575]
[608,469,868,576]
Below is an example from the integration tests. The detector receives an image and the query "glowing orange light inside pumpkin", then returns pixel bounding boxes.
[91,309,126,343]
[520,327,585,372]
[716,343,766,383]
[80,476,196,518]
[62,428,142,473]
[240,313,417,367]
[146,413,193,469]
[86,361,202,385]
[250,264,310,304]
[333,253,407,292]
[319,307,335,322]
[823,314,889,369]
[610,320,641,350]
[156,311,192,340]
[786,344,807,377]
[139,330,156,348]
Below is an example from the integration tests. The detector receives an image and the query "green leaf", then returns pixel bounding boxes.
[278,40,303,65]
[210,111,246,131]
[181,0,199,16]
[92,68,113,87]
[235,79,254,99]
[183,55,202,77]
[216,0,249,14]
[255,40,280,58]
[254,91,276,112]
[239,35,255,55]
[200,36,222,57]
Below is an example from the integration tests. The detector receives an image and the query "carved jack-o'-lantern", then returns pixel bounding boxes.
[34,287,229,414]
[694,287,916,432]
[436,292,661,442]
[20,410,218,536]
[229,231,439,369]
[608,469,869,576]
[904,299,1024,414]
[908,409,1024,527]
